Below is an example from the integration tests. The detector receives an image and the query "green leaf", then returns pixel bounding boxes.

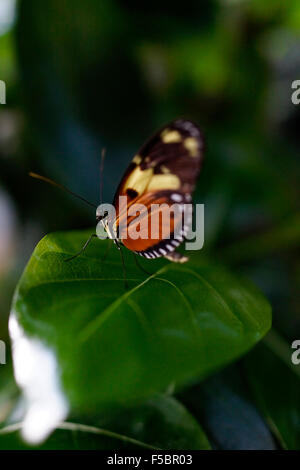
[10,229,271,443]
[244,331,300,450]
[0,365,18,426]
[0,395,210,450]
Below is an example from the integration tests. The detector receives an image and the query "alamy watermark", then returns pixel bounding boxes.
[96,200,205,250]
[0,340,6,365]
[291,80,300,105]
[0,80,6,104]
[291,340,300,365]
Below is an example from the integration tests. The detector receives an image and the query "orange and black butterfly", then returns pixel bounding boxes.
[97,119,204,263]
[30,119,204,265]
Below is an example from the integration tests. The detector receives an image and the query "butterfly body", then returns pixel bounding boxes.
[98,119,204,262]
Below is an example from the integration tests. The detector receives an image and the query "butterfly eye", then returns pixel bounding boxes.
[96,210,108,221]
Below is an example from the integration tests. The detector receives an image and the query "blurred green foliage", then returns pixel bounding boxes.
[0,0,299,450]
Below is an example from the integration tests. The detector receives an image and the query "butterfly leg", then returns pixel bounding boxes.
[65,234,98,262]
[164,252,189,263]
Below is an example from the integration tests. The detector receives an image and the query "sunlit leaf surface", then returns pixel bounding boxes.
[10,229,271,443]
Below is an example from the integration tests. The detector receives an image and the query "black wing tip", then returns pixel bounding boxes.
[168,118,205,144]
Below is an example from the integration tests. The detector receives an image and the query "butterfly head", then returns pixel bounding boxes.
[96,208,108,223]
[96,207,118,240]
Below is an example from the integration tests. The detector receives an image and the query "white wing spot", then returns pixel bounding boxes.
[171,193,182,202]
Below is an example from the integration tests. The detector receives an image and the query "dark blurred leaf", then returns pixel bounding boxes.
[244,331,300,450]
[178,365,276,450]
[220,213,300,264]
[0,395,210,450]
[92,394,211,450]
[10,229,271,443]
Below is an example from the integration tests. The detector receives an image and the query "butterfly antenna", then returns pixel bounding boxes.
[29,172,97,209]
[100,147,106,204]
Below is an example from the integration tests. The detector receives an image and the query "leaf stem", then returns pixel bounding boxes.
[0,421,160,450]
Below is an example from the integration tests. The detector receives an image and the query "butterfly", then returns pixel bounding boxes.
[97,119,204,263]
[30,119,204,267]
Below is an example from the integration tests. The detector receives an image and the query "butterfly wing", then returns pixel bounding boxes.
[112,119,204,258]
